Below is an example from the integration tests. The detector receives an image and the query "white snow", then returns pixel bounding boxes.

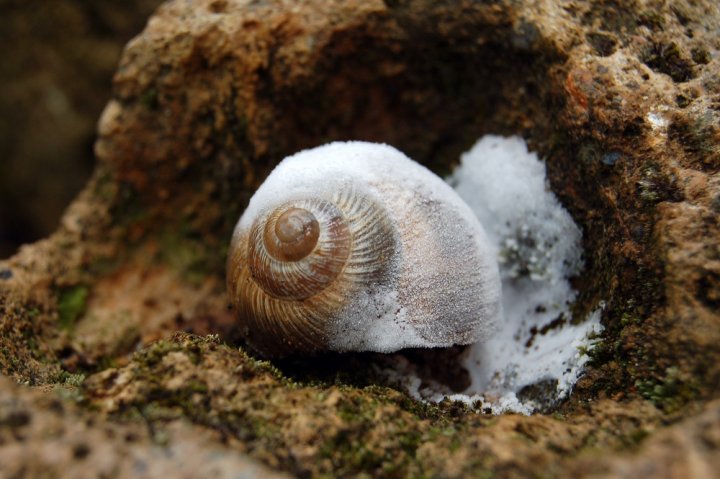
[328,289,425,353]
[647,111,669,129]
[400,135,604,414]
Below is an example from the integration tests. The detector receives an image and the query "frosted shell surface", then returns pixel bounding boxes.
[230,141,502,354]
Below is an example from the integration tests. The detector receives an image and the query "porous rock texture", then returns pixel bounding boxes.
[1,0,719,477]
[0,371,288,478]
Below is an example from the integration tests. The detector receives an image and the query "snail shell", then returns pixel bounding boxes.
[227,142,502,357]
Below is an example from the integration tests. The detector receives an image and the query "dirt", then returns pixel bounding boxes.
[0,0,719,477]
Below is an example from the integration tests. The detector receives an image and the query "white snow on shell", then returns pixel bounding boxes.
[407,135,604,414]
[234,141,502,353]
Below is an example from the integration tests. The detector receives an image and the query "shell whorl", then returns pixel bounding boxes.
[249,199,351,300]
[265,207,321,261]
[228,185,398,356]
[227,141,503,358]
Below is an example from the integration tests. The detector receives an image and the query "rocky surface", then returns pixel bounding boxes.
[0,0,719,477]
[0,372,287,478]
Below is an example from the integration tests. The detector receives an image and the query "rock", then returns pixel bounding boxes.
[0,372,287,478]
[570,399,720,478]
[0,0,718,477]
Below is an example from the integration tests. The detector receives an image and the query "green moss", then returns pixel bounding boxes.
[159,232,205,282]
[619,312,641,326]
[140,89,159,110]
[57,285,89,331]
[158,225,228,284]
[89,167,118,203]
[585,334,610,365]
[87,333,632,476]
[336,395,379,422]
[618,427,650,449]
[86,253,125,277]
[52,371,87,403]
[237,348,288,382]
[134,338,187,367]
[58,371,86,387]
[635,366,698,413]
[637,11,666,30]
[53,384,86,404]
[112,182,150,229]
[145,402,188,421]
[669,112,720,170]
[320,433,382,471]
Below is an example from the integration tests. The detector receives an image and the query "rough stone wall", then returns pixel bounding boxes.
[0,0,718,477]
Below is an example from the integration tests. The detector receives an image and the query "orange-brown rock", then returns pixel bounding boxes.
[0,0,718,477]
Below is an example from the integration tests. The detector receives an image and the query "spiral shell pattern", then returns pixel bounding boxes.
[227,141,503,358]
[227,186,398,356]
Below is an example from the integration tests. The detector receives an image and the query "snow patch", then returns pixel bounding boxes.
[401,135,604,414]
